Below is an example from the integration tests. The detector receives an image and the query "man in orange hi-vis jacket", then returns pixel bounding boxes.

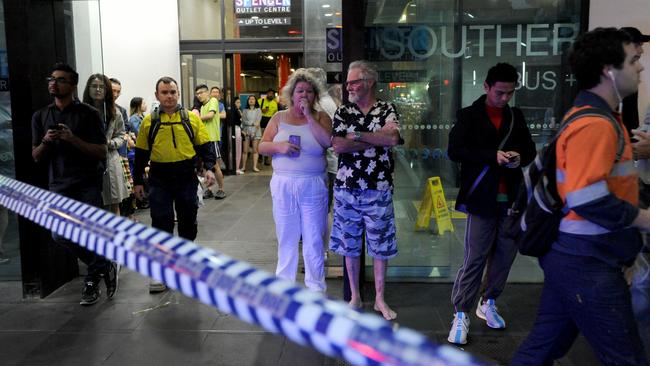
[512,28,650,366]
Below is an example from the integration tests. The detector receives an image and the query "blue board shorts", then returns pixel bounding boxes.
[329,188,398,260]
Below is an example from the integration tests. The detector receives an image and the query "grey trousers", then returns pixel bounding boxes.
[451,203,518,312]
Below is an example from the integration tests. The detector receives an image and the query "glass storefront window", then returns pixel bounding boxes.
[225,0,303,39]
[304,0,342,71]
[0,0,18,280]
[363,0,585,282]
[180,54,225,108]
[178,0,222,40]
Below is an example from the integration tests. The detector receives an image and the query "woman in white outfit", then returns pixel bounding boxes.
[259,69,332,292]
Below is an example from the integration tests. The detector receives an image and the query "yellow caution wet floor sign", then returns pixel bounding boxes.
[415,177,455,234]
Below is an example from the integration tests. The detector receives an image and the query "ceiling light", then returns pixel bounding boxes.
[322,4,330,8]
[324,13,333,17]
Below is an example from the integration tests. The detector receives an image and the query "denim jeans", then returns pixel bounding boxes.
[148,175,199,241]
[511,250,647,366]
[52,185,109,284]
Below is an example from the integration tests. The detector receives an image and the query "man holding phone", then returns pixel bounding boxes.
[446,63,536,344]
[31,63,117,306]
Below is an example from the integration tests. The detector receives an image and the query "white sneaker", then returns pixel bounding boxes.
[476,298,506,329]
[447,311,470,345]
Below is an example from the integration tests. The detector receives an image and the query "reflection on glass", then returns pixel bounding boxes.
[0,0,18,278]
[363,0,584,282]
[179,0,222,40]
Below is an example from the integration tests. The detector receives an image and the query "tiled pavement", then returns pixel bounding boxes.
[0,170,600,365]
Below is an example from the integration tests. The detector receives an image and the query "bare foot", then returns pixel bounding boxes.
[349,299,362,309]
[374,301,397,320]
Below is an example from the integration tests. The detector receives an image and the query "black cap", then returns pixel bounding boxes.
[621,27,650,44]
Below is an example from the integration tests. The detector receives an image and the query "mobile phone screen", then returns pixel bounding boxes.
[288,135,300,157]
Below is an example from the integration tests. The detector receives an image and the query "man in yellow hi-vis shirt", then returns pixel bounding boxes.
[133,77,216,292]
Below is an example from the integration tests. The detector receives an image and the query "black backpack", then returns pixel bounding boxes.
[506,107,625,257]
[147,105,195,148]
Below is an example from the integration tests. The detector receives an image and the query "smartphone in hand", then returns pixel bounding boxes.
[288,135,300,157]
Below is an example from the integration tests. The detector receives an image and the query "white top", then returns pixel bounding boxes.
[272,122,326,178]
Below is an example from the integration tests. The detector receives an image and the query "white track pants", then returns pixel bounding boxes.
[270,174,328,292]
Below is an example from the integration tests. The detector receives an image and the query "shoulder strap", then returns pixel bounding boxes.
[557,107,625,161]
[148,107,162,148]
[498,109,515,150]
[147,106,196,148]
[468,109,516,198]
[179,108,195,143]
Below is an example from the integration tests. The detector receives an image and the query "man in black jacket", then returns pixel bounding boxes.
[446,63,536,345]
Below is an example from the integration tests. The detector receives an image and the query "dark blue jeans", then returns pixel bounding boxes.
[511,250,647,366]
[148,175,199,241]
[52,185,110,284]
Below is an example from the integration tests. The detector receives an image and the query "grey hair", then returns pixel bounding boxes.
[280,68,325,109]
[348,60,379,86]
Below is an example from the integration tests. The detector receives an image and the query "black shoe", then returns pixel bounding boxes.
[214,190,226,199]
[136,199,150,209]
[104,262,119,299]
[80,281,100,306]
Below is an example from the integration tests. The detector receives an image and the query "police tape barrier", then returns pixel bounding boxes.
[0,175,485,366]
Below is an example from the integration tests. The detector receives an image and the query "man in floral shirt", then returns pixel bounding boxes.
[330,60,401,320]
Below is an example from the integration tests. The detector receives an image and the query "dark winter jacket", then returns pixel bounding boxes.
[448,95,536,216]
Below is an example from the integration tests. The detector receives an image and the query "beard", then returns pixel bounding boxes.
[348,93,359,104]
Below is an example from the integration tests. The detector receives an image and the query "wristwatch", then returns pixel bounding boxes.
[353,131,362,141]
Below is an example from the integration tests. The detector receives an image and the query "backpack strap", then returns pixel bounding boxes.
[148,107,161,149]
[147,105,196,149]
[178,108,195,144]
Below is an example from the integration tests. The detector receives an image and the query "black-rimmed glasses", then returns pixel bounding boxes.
[344,78,366,88]
[46,77,71,85]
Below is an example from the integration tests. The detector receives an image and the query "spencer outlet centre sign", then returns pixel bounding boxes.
[235,0,291,14]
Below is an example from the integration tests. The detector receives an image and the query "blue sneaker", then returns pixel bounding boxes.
[447,311,470,345]
[476,298,506,329]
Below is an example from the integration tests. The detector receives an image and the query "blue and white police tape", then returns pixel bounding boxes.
[0,175,484,366]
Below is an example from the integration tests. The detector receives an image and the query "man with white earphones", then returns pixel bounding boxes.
[512,27,650,366]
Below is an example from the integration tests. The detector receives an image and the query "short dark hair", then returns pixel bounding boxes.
[569,27,632,90]
[109,78,121,85]
[50,62,79,86]
[155,76,178,92]
[210,86,220,92]
[485,63,518,86]
[195,84,209,93]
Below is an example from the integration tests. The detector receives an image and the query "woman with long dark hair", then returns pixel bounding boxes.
[83,74,129,215]
[128,97,147,135]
